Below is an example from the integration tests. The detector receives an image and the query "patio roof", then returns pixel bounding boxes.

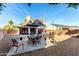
[19,19,46,27]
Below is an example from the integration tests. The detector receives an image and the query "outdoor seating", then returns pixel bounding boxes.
[27,36,32,42]
[31,38,36,45]
[11,38,24,54]
[27,34,42,45]
[35,35,42,44]
[30,34,37,45]
[27,36,35,45]
[20,37,24,50]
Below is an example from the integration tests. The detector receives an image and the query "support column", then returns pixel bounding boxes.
[36,28,38,34]
[28,28,30,35]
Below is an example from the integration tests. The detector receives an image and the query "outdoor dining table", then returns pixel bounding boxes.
[30,34,36,39]
[27,34,36,45]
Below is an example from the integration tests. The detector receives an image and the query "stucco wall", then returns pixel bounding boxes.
[0,30,12,54]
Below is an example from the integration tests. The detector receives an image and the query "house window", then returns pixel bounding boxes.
[30,28,36,34]
[38,29,43,34]
[20,28,28,34]
[20,28,24,34]
[25,28,28,34]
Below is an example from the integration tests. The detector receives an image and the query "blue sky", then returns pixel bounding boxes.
[0,3,79,28]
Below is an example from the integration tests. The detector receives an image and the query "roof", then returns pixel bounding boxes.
[51,24,79,28]
[20,19,45,27]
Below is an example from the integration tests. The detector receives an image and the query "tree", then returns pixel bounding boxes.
[13,25,19,30]
[67,3,79,9]
[3,25,10,30]
[0,3,6,14]
[49,3,79,9]
[3,20,13,30]
[0,3,79,14]
[8,20,14,25]
[27,3,79,9]
[8,20,14,30]
[3,20,18,30]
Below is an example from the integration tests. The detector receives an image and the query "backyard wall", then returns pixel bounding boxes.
[0,30,12,55]
[46,29,68,35]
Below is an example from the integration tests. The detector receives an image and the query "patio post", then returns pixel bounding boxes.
[28,28,30,35]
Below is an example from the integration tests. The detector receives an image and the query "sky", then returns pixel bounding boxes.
[0,3,79,28]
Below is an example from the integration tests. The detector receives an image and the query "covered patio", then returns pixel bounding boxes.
[7,17,46,56]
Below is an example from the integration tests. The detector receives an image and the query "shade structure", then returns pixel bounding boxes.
[27,23,40,27]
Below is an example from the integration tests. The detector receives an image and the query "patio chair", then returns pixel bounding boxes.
[11,39,24,54]
[36,35,42,44]
[27,36,36,45]
[20,37,24,50]
[27,36,33,44]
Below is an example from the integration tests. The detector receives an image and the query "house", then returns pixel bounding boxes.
[19,16,46,35]
[45,24,79,35]
[7,16,46,56]
[45,24,70,34]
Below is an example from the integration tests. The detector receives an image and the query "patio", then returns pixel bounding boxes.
[7,35,46,56]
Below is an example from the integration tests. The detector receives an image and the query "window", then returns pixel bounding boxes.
[30,28,36,34]
[38,29,43,34]
[25,28,28,34]
[20,28,28,34]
